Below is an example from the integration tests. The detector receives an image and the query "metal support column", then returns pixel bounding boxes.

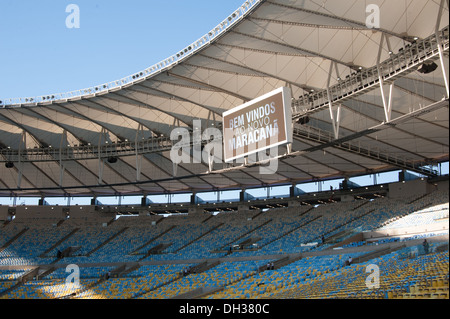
[327,61,341,139]
[59,130,67,187]
[435,0,449,98]
[377,34,394,122]
[135,124,143,181]
[98,128,107,185]
[17,131,26,189]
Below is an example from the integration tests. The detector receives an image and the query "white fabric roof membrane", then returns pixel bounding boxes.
[0,0,448,197]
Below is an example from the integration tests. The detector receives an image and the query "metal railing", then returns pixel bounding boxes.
[292,26,449,118]
[0,135,174,162]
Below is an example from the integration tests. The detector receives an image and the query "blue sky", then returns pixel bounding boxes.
[0,0,244,99]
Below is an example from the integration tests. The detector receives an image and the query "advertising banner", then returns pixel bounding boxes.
[222,87,292,162]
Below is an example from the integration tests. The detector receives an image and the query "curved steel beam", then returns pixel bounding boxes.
[74,99,160,138]
[265,1,412,41]
[102,91,193,130]
[166,71,251,102]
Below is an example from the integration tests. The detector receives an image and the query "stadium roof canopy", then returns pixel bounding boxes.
[0,0,448,198]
